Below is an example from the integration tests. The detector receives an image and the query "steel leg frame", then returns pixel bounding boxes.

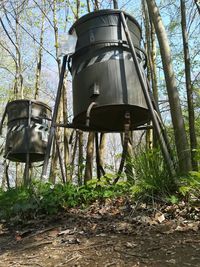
[41,55,68,179]
[120,11,176,177]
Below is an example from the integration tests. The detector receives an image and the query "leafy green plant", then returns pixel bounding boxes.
[0,186,37,220]
[0,179,131,222]
[130,148,177,201]
[179,172,200,202]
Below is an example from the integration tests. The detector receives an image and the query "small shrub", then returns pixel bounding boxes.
[130,148,177,201]
[179,171,200,203]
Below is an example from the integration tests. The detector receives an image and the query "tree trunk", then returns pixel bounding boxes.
[142,0,153,149]
[125,132,134,182]
[151,21,159,148]
[84,132,95,184]
[99,133,106,169]
[86,0,91,12]
[15,8,23,99]
[146,0,192,174]
[70,130,78,178]
[34,0,45,100]
[113,0,118,9]
[78,130,84,185]
[180,0,198,170]
[49,0,64,183]
[194,0,200,14]
[2,160,10,189]
[94,0,99,10]
[63,73,71,181]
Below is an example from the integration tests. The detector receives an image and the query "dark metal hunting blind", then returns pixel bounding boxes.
[41,9,176,179]
[4,100,51,163]
[69,10,150,132]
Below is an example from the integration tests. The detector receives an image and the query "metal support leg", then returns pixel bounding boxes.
[120,12,176,177]
[95,133,101,180]
[114,112,131,184]
[95,133,106,180]
[0,105,7,135]
[41,55,68,179]
[24,100,32,186]
[55,134,66,184]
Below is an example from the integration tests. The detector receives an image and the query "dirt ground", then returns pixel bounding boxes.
[0,200,200,267]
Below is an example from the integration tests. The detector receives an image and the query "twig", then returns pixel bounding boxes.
[184,239,200,244]
[114,248,148,258]
[64,255,81,264]
[19,241,52,251]
[105,262,117,267]
[66,242,113,252]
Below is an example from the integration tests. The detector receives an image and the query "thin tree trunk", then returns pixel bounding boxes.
[113,0,118,9]
[150,21,159,148]
[146,0,192,174]
[2,160,10,189]
[84,132,95,184]
[63,73,71,181]
[86,0,91,12]
[194,0,200,14]
[181,0,198,170]
[99,133,106,168]
[142,0,153,149]
[49,0,64,183]
[78,131,84,185]
[34,0,45,100]
[125,132,134,182]
[15,10,23,99]
[94,0,99,10]
[70,131,78,178]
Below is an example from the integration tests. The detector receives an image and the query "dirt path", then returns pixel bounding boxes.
[0,202,200,266]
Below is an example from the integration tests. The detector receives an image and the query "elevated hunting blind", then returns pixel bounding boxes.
[4,100,51,163]
[69,9,150,132]
[41,9,176,179]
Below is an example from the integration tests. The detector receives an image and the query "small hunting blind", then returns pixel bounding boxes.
[4,100,51,163]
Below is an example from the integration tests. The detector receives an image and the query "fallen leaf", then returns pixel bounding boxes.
[166,259,176,264]
[126,242,137,248]
[57,229,71,236]
[155,213,165,223]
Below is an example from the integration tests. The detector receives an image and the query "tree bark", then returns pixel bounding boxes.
[180,0,198,170]
[70,130,78,178]
[84,132,95,184]
[86,0,91,12]
[142,0,153,149]
[94,0,99,10]
[78,130,84,185]
[63,72,71,181]
[146,0,192,174]
[194,0,200,14]
[113,0,118,9]
[34,0,45,100]
[49,0,65,183]
[99,133,106,169]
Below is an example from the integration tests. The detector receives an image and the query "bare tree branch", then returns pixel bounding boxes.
[33,0,54,28]
[0,17,20,55]
[3,6,57,61]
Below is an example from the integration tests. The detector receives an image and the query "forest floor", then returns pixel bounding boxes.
[0,198,200,267]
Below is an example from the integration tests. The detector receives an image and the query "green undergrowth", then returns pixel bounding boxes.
[0,179,130,221]
[1,172,199,223]
[0,148,199,223]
